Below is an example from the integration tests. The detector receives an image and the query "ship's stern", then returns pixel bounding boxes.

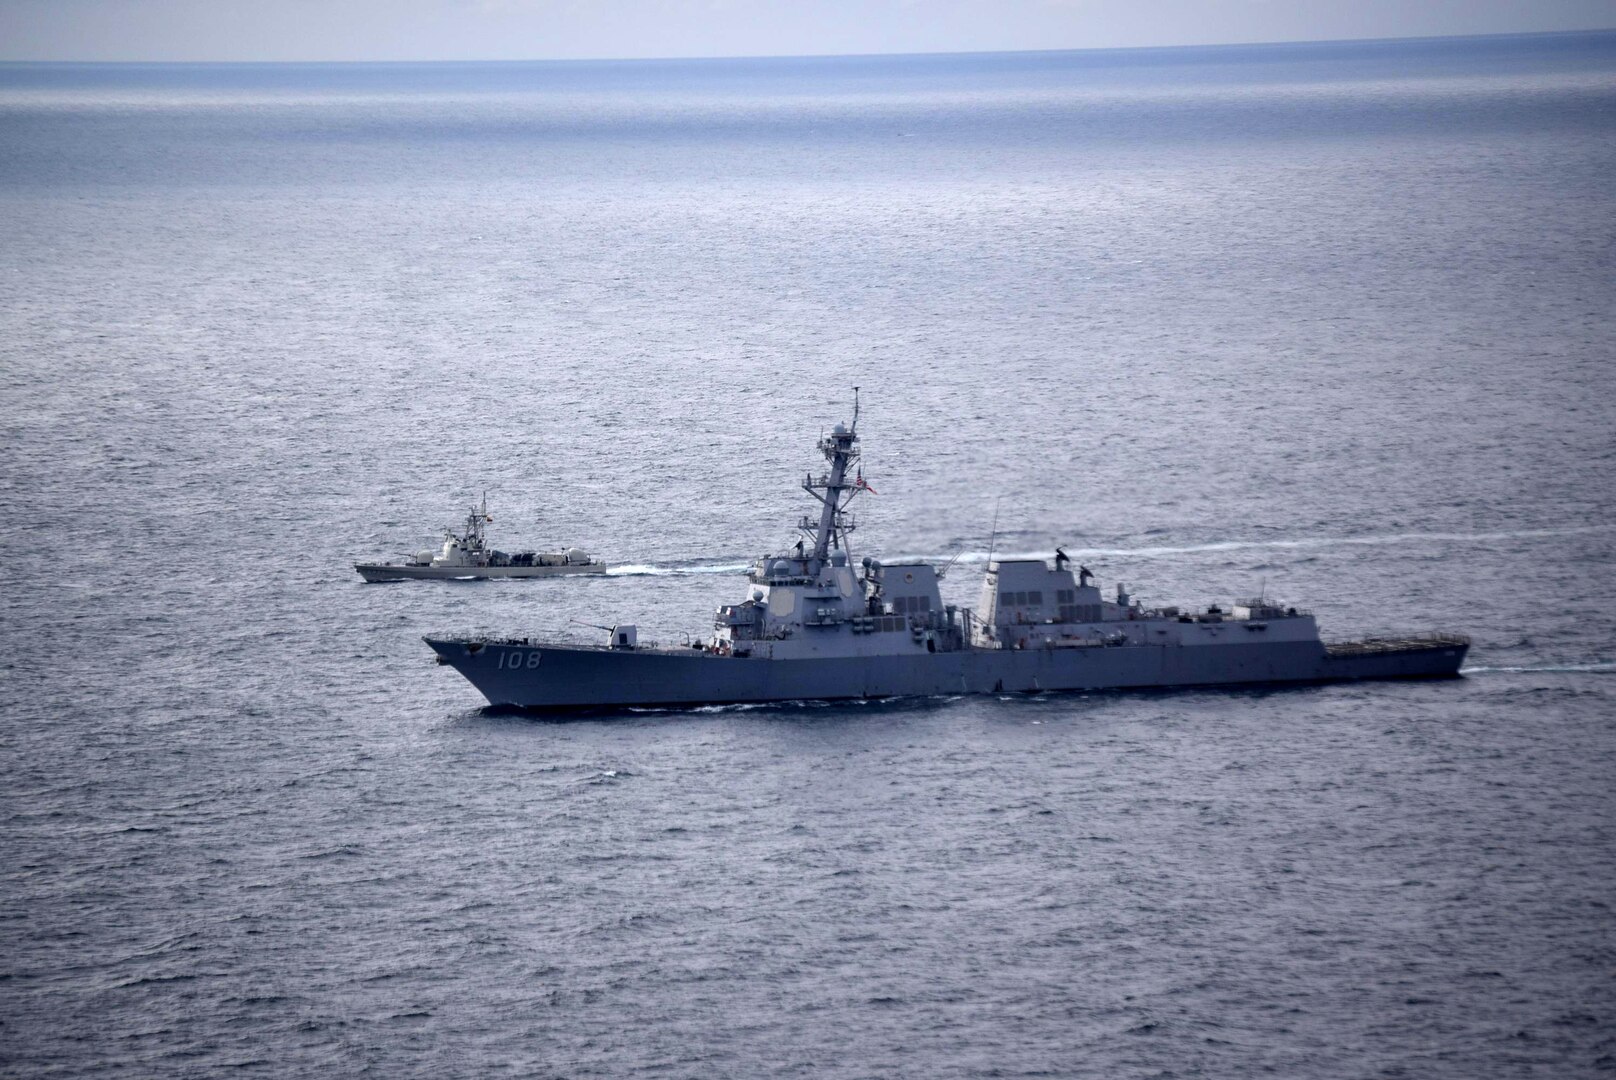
[1320,633,1470,680]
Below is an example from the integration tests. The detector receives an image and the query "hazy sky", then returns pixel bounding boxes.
[1,0,1613,62]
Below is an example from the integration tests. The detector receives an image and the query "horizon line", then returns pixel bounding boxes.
[2,27,1612,68]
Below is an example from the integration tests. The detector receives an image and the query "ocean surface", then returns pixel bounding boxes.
[3,32,1614,1077]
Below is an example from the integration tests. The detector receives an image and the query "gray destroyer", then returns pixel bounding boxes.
[426,403,1468,711]
[357,496,604,582]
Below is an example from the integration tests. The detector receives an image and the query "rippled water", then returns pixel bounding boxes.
[2,33,1614,1077]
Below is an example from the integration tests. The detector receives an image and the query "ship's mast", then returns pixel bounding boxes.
[801,388,862,562]
[465,492,488,551]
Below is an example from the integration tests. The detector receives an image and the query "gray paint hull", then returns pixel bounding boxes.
[356,562,605,582]
[424,637,1469,713]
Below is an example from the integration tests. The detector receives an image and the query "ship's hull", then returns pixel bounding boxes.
[357,562,605,582]
[424,636,1469,713]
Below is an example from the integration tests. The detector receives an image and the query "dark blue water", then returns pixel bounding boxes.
[2,33,1614,1077]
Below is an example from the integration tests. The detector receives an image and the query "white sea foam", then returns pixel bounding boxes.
[1462,662,1615,674]
[606,562,750,577]
[607,527,1606,579]
[896,525,1612,567]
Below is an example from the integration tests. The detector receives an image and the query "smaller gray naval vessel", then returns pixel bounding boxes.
[356,496,604,582]
[426,399,1468,711]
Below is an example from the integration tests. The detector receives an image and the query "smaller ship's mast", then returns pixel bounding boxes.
[462,492,489,552]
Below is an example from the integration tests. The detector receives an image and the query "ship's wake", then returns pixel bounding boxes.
[903,524,1612,566]
[598,525,1608,580]
[606,562,750,578]
[1461,662,1614,675]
